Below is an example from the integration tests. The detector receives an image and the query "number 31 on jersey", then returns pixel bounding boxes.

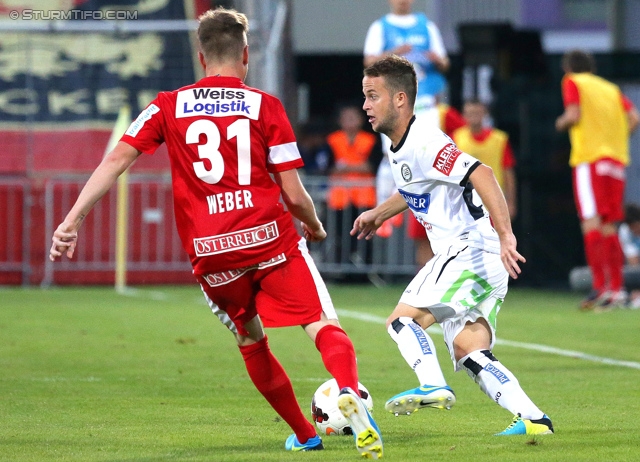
[186,119,251,185]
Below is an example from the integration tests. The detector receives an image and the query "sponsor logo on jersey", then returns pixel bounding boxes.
[202,253,286,287]
[193,221,279,257]
[399,189,431,214]
[176,87,262,120]
[433,143,462,176]
[483,363,510,384]
[400,163,412,181]
[408,322,432,355]
[192,88,246,100]
[416,215,432,230]
[125,104,160,137]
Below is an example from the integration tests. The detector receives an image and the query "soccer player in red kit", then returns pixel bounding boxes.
[556,50,639,310]
[49,7,382,458]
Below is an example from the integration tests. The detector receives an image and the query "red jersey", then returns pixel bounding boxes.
[121,76,303,275]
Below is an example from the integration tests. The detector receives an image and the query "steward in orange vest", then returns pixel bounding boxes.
[326,106,382,210]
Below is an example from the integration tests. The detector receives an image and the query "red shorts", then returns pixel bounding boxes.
[196,239,337,337]
[572,158,625,224]
[407,213,427,239]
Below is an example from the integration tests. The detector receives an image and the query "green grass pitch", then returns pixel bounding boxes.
[1,284,639,461]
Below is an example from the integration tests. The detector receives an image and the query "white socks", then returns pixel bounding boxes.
[458,349,544,420]
[387,316,447,387]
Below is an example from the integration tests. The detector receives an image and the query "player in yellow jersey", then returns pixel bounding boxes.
[453,99,517,220]
[556,50,639,310]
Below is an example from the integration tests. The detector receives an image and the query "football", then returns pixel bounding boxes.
[311,378,374,436]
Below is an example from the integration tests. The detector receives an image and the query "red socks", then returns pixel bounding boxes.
[315,325,359,394]
[238,326,359,443]
[239,337,316,443]
[584,230,625,293]
[603,233,624,291]
[584,230,606,292]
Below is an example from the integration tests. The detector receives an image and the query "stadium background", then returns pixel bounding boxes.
[1,0,639,288]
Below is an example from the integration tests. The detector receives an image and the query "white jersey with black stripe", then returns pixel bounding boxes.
[388,114,500,255]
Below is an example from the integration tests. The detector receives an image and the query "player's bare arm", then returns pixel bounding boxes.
[469,164,525,279]
[555,103,580,131]
[49,141,141,261]
[426,50,449,73]
[351,192,408,240]
[273,169,326,242]
[503,168,518,220]
[627,105,640,133]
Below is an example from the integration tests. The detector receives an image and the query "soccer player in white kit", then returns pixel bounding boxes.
[352,55,554,436]
[364,0,449,237]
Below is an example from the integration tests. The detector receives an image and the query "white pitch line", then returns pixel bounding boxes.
[337,309,640,370]
[114,289,640,371]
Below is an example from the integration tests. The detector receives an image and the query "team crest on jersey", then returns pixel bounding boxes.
[401,163,412,182]
[433,143,462,176]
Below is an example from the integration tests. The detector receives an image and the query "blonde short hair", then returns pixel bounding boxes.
[197,7,248,63]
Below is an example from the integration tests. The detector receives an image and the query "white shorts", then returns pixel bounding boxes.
[399,244,508,370]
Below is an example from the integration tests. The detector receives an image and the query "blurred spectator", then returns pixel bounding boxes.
[326,104,381,211]
[324,103,381,273]
[438,102,466,137]
[620,203,640,267]
[364,0,449,239]
[297,119,331,176]
[453,99,517,219]
[555,49,640,310]
[364,0,449,122]
[620,203,640,308]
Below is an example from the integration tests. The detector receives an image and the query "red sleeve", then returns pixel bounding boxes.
[262,96,304,173]
[444,107,466,136]
[502,140,516,169]
[621,94,635,112]
[120,97,165,154]
[562,77,580,107]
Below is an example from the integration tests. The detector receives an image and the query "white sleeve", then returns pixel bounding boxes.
[364,20,384,57]
[421,130,478,184]
[619,224,639,259]
[426,21,447,58]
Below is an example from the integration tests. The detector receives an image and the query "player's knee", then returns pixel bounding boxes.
[385,316,396,330]
[386,316,415,333]
[601,222,617,236]
[452,320,492,361]
[235,331,265,347]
